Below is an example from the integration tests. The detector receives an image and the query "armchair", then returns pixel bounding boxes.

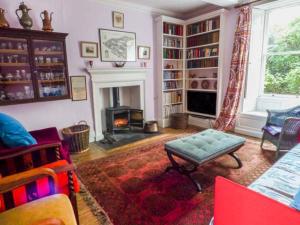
[0,137,79,223]
[261,106,300,158]
[0,167,77,225]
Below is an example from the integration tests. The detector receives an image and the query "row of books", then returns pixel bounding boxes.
[164,91,182,104]
[187,58,218,69]
[163,71,183,79]
[187,32,219,48]
[187,47,218,59]
[163,22,184,36]
[187,17,220,36]
[163,49,183,59]
[163,37,182,48]
[163,81,182,90]
[163,104,183,118]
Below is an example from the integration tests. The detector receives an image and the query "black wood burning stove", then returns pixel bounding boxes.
[106,87,143,133]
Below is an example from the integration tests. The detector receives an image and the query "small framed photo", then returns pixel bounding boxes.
[138,46,150,59]
[70,76,87,101]
[80,41,98,58]
[112,11,124,29]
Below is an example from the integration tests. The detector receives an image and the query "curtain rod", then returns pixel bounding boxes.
[234,0,265,8]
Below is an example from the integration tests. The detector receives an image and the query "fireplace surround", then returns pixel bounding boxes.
[88,68,147,141]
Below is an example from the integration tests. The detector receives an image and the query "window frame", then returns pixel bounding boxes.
[259,5,300,98]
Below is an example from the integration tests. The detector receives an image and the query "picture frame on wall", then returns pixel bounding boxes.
[138,46,151,59]
[99,29,136,62]
[112,11,124,29]
[70,76,87,101]
[80,41,99,58]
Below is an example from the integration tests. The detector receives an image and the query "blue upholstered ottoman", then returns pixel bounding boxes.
[165,129,246,191]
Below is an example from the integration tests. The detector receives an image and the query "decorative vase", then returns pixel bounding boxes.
[15,2,33,30]
[40,10,53,32]
[0,8,9,28]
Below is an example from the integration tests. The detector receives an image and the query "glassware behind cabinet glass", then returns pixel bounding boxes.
[32,39,68,99]
[0,37,34,103]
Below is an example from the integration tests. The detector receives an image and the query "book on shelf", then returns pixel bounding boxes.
[187,31,219,47]
[164,91,182,104]
[163,37,182,48]
[163,71,182,79]
[163,104,183,118]
[163,22,183,36]
[187,58,218,69]
[187,17,220,36]
[163,80,182,90]
[163,49,182,59]
[187,47,218,59]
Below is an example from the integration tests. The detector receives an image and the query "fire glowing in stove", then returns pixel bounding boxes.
[114,118,129,127]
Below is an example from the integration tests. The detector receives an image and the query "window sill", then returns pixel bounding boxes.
[239,111,267,119]
[235,111,267,138]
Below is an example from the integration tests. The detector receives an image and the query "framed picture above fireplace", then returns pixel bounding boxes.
[99,29,136,62]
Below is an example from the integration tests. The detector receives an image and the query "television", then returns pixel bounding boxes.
[187,91,217,116]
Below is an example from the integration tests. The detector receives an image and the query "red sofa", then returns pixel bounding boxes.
[212,143,300,225]
[213,176,300,225]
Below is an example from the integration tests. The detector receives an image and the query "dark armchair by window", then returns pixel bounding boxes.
[261,106,300,158]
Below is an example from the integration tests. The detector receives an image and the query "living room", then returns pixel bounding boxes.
[0,0,300,224]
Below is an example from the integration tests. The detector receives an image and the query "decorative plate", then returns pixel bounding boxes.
[201,80,210,89]
[191,80,198,89]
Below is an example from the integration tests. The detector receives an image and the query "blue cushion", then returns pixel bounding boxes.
[0,113,37,148]
[291,187,300,210]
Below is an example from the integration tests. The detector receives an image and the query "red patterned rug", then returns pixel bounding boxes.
[77,134,275,225]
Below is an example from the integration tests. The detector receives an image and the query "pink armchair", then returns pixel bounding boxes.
[0,127,71,163]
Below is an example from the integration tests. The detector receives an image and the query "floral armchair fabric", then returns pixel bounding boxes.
[261,105,300,158]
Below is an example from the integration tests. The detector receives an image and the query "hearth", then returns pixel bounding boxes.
[106,87,144,133]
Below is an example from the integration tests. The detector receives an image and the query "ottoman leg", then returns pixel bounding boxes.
[229,152,243,168]
[165,151,202,192]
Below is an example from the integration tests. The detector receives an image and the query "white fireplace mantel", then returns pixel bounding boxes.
[88,67,147,141]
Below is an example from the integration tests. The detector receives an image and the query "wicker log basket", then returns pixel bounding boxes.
[62,121,90,154]
[170,113,189,129]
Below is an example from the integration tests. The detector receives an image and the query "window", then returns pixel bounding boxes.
[243,0,300,114]
[263,5,300,96]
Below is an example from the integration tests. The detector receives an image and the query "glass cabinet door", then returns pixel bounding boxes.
[0,37,34,104]
[32,39,68,99]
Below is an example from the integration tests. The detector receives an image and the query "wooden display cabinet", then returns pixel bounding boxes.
[0,28,70,105]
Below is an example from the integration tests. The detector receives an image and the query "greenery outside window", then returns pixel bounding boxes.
[263,5,300,96]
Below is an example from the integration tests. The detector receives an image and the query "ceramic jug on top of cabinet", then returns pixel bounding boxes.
[15,2,33,29]
[0,8,9,28]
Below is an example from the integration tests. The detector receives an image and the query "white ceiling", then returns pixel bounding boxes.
[117,0,240,14]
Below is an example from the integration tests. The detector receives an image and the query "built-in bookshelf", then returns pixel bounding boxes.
[155,10,226,127]
[155,17,185,128]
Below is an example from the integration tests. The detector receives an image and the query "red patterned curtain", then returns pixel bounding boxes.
[214,6,252,131]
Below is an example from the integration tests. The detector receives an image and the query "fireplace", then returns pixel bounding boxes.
[106,87,144,133]
[89,68,146,141]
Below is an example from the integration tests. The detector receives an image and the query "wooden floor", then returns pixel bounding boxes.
[72,127,198,225]
[72,127,193,165]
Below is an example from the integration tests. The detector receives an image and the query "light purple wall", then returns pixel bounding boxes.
[0,0,155,137]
